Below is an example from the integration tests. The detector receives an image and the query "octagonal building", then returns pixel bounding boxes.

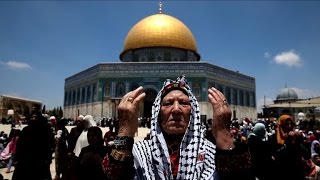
[64,11,256,121]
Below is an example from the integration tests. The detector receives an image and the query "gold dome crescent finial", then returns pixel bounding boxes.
[159,2,162,14]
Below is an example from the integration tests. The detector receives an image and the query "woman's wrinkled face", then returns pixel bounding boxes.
[160,90,191,135]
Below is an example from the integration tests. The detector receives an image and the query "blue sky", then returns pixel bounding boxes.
[1,1,320,113]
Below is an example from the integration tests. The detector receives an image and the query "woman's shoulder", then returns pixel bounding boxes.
[204,138,216,150]
[133,140,153,162]
[133,139,152,150]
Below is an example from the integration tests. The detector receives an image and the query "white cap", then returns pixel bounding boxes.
[78,115,85,120]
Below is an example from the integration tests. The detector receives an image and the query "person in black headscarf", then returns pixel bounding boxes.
[12,111,55,180]
[65,115,84,180]
[248,123,274,180]
[77,126,108,180]
[54,118,69,180]
[104,124,116,153]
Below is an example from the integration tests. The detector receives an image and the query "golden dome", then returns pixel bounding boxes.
[122,13,198,53]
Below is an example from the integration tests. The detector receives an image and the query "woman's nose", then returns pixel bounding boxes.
[172,101,181,112]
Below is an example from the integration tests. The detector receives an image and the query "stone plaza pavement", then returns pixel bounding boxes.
[0,124,151,180]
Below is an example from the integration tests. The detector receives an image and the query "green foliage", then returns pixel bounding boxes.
[7,103,13,110]
[42,105,46,114]
[46,106,63,119]
[59,106,63,118]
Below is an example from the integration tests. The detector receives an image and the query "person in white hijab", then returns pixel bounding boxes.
[73,115,97,157]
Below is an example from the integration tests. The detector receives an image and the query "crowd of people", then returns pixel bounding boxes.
[0,75,319,180]
[0,112,117,179]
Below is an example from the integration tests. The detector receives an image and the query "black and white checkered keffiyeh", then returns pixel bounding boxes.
[133,75,216,180]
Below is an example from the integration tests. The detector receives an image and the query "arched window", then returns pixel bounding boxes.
[208,82,215,89]
[250,92,256,107]
[72,90,76,105]
[231,88,237,105]
[64,92,68,106]
[130,82,139,91]
[104,82,110,97]
[192,82,201,98]
[139,55,147,62]
[217,84,224,95]
[68,92,72,106]
[86,85,91,103]
[225,86,231,104]
[77,88,80,104]
[239,90,244,106]
[81,88,86,103]
[116,83,125,97]
[92,83,97,102]
[245,91,250,107]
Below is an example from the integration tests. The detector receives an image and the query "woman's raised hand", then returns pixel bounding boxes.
[117,86,146,137]
[208,87,234,150]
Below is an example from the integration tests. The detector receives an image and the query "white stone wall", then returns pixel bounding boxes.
[91,102,101,118]
[101,100,113,118]
[86,104,93,116]
[65,101,257,121]
[235,106,257,121]
[64,101,117,120]
[199,102,257,120]
[199,102,212,119]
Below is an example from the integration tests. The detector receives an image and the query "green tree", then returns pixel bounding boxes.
[7,103,13,110]
[42,105,46,114]
[52,107,57,117]
[58,106,63,118]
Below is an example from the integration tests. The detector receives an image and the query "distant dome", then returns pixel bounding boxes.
[276,88,298,101]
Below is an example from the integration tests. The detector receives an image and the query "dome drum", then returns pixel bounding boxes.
[120,47,200,62]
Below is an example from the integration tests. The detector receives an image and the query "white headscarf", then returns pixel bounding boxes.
[73,115,97,157]
[133,75,216,180]
[78,115,85,120]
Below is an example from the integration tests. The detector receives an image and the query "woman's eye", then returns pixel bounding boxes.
[180,101,190,105]
[162,101,173,106]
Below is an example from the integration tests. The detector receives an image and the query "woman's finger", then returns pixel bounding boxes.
[208,87,228,106]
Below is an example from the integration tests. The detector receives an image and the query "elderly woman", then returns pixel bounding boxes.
[103,76,253,180]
